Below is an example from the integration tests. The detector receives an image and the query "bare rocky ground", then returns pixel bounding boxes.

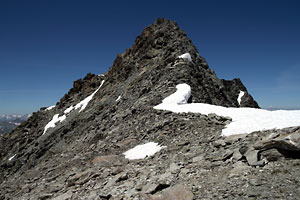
[1,18,300,199]
[1,107,300,200]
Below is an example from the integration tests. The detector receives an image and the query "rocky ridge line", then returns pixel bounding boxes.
[0,18,299,200]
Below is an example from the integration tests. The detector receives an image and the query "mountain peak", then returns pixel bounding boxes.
[107,18,208,84]
[0,19,273,199]
[130,17,201,63]
[106,18,258,108]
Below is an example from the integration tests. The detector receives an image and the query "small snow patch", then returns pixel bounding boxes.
[116,96,121,102]
[64,80,105,114]
[237,91,245,105]
[178,53,192,62]
[8,154,16,161]
[43,114,66,135]
[75,80,105,112]
[43,80,105,135]
[46,105,55,111]
[123,142,164,160]
[160,83,191,105]
[64,105,74,114]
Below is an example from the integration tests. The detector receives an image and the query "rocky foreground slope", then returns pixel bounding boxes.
[1,18,300,200]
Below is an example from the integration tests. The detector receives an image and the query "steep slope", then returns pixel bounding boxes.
[1,18,299,200]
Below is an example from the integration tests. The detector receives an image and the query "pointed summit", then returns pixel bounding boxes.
[107,18,258,108]
[130,18,201,63]
[107,18,209,82]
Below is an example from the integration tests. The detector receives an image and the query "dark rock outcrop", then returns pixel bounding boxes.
[1,18,299,200]
[221,78,259,108]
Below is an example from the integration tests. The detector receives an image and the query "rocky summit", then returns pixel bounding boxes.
[1,18,299,200]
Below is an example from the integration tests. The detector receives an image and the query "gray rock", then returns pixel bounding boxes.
[224,134,246,144]
[192,155,204,163]
[91,154,124,167]
[52,191,73,200]
[253,130,300,162]
[239,145,249,155]
[260,148,284,162]
[247,189,260,197]
[168,162,181,172]
[222,149,233,161]
[98,192,112,200]
[245,148,264,166]
[115,172,128,182]
[213,139,226,147]
[38,194,53,200]
[160,184,194,200]
[229,161,250,178]
[148,184,194,200]
[232,149,243,162]
[142,183,170,194]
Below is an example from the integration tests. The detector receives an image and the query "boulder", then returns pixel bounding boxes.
[254,129,300,157]
[145,184,194,200]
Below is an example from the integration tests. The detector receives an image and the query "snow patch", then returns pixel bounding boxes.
[8,154,16,161]
[75,80,105,112]
[64,105,74,114]
[43,114,66,135]
[154,84,300,136]
[123,142,164,160]
[160,84,191,105]
[43,80,105,135]
[116,96,121,102]
[178,53,192,62]
[237,91,245,105]
[64,80,105,114]
[46,105,55,111]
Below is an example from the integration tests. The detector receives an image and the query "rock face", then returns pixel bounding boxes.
[106,18,259,108]
[1,18,299,200]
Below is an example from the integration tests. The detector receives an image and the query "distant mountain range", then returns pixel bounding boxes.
[264,106,300,111]
[0,114,30,134]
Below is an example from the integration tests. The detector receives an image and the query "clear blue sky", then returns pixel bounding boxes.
[0,0,299,114]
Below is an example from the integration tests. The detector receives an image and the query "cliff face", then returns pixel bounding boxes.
[2,19,299,200]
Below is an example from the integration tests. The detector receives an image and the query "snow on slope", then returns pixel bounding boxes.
[237,91,245,105]
[178,53,192,62]
[46,105,55,111]
[66,80,105,113]
[43,114,66,134]
[8,154,16,161]
[162,84,191,105]
[123,142,164,160]
[116,96,121,102]
[43,80,105,134]
[154,84,300,136]
[64,106,74,114]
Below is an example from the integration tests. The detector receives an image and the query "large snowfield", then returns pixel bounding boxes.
[154,83,300,136]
